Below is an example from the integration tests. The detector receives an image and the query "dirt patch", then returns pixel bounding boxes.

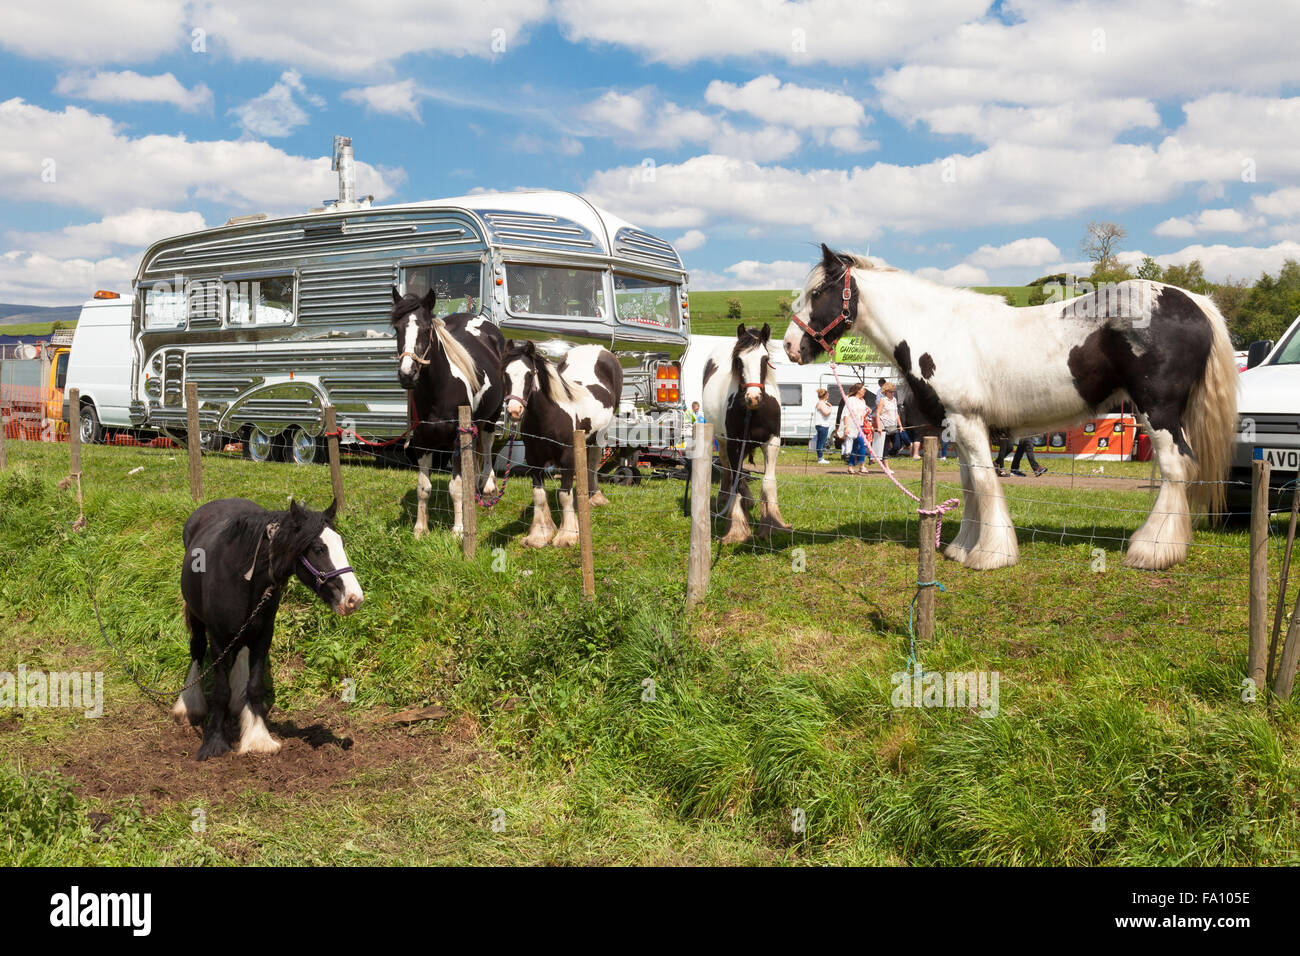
[19,697,482,809]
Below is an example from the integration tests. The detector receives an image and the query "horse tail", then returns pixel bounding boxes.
[183,601,205,663]
[1184,293,1238,520]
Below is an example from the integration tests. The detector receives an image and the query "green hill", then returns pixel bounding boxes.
[687,285,1033,335]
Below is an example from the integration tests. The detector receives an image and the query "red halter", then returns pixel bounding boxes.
[790,265,854,355]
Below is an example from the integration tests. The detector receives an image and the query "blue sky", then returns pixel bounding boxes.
[3,0,1300,304]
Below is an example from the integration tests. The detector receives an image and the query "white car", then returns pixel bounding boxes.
[1230,312,1300,510]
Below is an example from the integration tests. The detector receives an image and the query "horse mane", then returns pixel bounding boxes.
[224,503,331,584]
[810,252,1004,313]
[392,292,483,391]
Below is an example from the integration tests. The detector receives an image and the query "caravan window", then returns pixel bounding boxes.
[401,262,483,316]
[614,275,679,329]
[779,384,803,406]
[506,264,606,318]
[143,285,186,330]
[226,275,295,326]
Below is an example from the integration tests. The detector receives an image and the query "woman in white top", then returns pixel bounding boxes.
[843,384,872,474]
[813,387,834,463]
[873,382,898,462]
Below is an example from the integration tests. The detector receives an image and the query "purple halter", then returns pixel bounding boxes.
[300,554,353,589]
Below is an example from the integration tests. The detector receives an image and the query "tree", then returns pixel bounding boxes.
[1211,277,1250,334]
[1232,259,1300,347]
[1160,260,1208,294]
[1080,221,1127,274]
[776,296,792,316]
[1136,256,1163,280]
[726,297,743,319]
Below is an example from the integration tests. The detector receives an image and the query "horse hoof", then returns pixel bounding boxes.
[413,525,428,540]
[522,534,550,549]
[196,737,230,761]
[451,526,465,541]
[719,529,752,545]
[550,530,579,548]
[238,736,282,756]
[589,491,610,507]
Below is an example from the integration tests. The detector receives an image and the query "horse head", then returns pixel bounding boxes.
[501,339,549,422]
[279,498,364,616]
[391,286,438,388]
[784,243,884,364]
[732,323,772,409]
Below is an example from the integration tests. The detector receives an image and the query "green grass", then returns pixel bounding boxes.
[0,320,76,337]
[1,441,1297,865]
[689,286,1035,335]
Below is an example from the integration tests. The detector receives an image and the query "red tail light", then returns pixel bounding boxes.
[654,362,680,404]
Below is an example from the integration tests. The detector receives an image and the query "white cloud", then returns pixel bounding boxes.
[915,263,989,286]
[6,208,207,259]
[704,75,865,130]
[0,0,186,65]
[0,98,403,215]
[555,0,988,66]
[967,238,1062,269]
[342,79,422,121]
[580,90,800,162]
[910,99,1159,146]
[1154,208,1264,238]
[230,70,323,138]
[511,132,583,155]
[189,0,549,75]
[0,250,138,305]
[673,229,706,252]
[1150,240,1300,283]
[720,259,812,290]
[1252,186,1300,219]
[54,71,213,112]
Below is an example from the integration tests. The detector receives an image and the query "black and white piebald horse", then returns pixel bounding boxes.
[173,497,363,760]
[700,323,791,544]
[784,245,1238,571]
[392,287,506,539]
[501,340,622,548]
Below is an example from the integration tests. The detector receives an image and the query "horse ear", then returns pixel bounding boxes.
[323,497,337,523]
[522,340,535,355]
[821,243,839,269]
[760,323,771,342]
[420,288,437,312]
[737,323,746,338]
[391,286,401,304]
[288,497,304,520]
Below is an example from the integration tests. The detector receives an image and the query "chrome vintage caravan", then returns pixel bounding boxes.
[127,185,690,465]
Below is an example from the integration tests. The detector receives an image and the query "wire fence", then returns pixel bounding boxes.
[6,392,1298,701]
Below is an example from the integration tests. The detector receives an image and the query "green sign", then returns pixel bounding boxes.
[834,335,878,365]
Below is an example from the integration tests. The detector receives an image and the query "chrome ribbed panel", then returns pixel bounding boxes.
[613,227,682,269]
[480,210,603,254]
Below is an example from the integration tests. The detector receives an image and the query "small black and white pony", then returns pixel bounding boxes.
[173,497,363,760]
[391,288,505,539]
[784,245,1237,571]
[700,323,791,543]
[501,340,622,548]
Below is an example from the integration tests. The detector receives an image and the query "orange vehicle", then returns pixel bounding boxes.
[0,329,73,441]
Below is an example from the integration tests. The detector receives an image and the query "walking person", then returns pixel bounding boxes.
[874,382,900,459]
[995,436,1048,478]
[842,383,872,474]
[813,387,834,464]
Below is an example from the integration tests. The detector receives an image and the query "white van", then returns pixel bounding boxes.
[62,293,138,444]
[1230,313,1300,510]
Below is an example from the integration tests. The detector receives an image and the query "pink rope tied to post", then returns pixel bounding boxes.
[828,361,961,547]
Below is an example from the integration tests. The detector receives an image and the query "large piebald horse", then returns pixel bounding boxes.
[701,323,791,543]
[501,340,622,548]
[784,245,1237,571]
[391,288,505,539]
[174,497,363,760]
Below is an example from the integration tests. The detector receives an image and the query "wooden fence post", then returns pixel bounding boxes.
[918,436,939,642]
[1248,459,1271,694]
[458,405,477,559]
[686,422,714,608]
[1273,585,1300,701]
[185,381,202,502]
[1267,486,1299,686]
[68,387,82,477]
[573,429,596,601]
[324,405,344,514]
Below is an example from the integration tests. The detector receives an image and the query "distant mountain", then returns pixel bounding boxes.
[0,304,82,326]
